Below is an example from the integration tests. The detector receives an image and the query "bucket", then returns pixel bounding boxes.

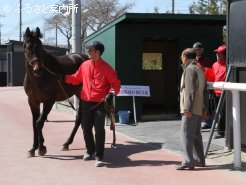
[118,111,130,124]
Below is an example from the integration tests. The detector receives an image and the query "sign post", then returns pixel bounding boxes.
[118,85,150,123]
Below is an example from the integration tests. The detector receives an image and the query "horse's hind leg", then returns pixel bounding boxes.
[28,99,40,157]
[61,100,82,151]
[36,100,55,156]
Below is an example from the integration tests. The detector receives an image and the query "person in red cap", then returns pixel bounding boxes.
[212,45,226,138]
[65,41,121,167]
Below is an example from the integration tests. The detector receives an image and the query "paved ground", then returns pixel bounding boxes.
[0,86,246,185]
[115,120,246,170]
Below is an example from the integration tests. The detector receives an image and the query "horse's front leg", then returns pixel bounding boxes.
[36,100,55,156]
[62,100,82,151]
[28,99,40,157]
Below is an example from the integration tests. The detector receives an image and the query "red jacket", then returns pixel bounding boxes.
[204,67,215,82]
[65,59,121,102]
[212,60,226,96]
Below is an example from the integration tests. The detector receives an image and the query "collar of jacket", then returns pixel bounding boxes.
[217,59,226,65]
[89,58,104,67]
[181,59,196,69]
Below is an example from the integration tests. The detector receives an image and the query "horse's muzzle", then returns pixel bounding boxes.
[33,66,43,77]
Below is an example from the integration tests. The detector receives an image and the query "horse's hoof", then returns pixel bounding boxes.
[38,146,47,156]
[61,144,69,151]
[27,150,35,158]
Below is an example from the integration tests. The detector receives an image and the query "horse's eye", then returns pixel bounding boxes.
[30,60,34,66]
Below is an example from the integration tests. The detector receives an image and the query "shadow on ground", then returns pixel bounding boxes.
[103,141,179,168]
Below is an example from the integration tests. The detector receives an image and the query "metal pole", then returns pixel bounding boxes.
[72,0,81,115]
[20,0,22,41]
[204,93,224,157]
[232,90,241,169]
[55,23,58,47]
[133,96,137,124]
[0,15,4,45]
[0,24,1,45]
[72,0,81,53]
[172,0,174,14]
[204,64,232,157]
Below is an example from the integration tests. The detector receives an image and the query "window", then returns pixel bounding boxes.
[142,53,162,70]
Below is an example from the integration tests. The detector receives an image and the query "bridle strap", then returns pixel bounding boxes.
[42,64,77,111]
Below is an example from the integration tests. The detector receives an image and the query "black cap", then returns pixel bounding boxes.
[193,42,204,49]
[85,41,104,54]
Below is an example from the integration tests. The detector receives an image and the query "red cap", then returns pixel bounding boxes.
[214,45,226,53]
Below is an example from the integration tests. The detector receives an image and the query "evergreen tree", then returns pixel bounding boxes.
[189,0,208,14]
[189,0,226,15]
[208,0,220,14]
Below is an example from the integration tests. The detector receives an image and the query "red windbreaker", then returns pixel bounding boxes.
[204,67,215,82]
[212,60,226,96]
[65,59,121,102]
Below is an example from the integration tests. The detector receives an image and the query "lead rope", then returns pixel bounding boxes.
[103,100,116,148]
[43,65,77,111]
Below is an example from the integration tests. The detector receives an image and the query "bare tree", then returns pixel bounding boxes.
[44,0,72,50]
[44,0,134,51]
[84,0,134,31]
[153,6,160,14]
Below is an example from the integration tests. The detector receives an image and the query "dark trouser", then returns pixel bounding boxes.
[204,90,217,127]
[81,100,106,160]
[215,96,225,136]
[181,114,205,167]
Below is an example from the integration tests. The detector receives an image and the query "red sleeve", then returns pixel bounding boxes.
[65,65,83,85]
[107,69,121,95]
[204,67,215,82]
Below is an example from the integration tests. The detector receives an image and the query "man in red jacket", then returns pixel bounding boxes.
[193,42,214,129]
[212,45,226,138]
[193,42,213,68]
[65,41,121,167]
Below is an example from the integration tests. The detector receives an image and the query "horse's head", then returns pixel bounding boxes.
[24,27,44,77]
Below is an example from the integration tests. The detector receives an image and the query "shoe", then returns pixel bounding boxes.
[83,152,94,161]
[201,124,211,129]
[196,163,206,167]
[176,164,194,170]
[95,158,103,167]
[213,134,224,139]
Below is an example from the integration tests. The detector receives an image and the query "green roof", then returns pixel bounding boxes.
[85,13,226,41]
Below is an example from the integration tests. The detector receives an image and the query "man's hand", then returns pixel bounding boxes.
[105,92,114,104]
[184,111,192,118]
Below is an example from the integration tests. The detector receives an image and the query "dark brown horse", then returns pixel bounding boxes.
[23,27,88,157]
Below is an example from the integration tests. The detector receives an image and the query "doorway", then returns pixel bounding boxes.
[142,38,179,118]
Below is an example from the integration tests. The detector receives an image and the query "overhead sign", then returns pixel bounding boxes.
[118,85,150,97]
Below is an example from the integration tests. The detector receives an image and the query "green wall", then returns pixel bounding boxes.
[84,17,224,122]
[85,27,116,68]
[115,22,224,121]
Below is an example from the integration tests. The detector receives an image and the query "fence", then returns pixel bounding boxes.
[207,81,246,169]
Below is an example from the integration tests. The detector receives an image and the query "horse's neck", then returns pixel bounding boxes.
[45,53,64,76]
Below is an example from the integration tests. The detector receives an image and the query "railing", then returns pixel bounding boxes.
[207,81,246,169]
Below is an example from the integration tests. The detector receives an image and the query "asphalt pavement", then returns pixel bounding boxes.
[0,86,246,185]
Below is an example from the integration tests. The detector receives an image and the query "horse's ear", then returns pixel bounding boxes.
[36,27,42,38]
[25,27,31,36]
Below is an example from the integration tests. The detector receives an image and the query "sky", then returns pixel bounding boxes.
[0,0,197,45]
